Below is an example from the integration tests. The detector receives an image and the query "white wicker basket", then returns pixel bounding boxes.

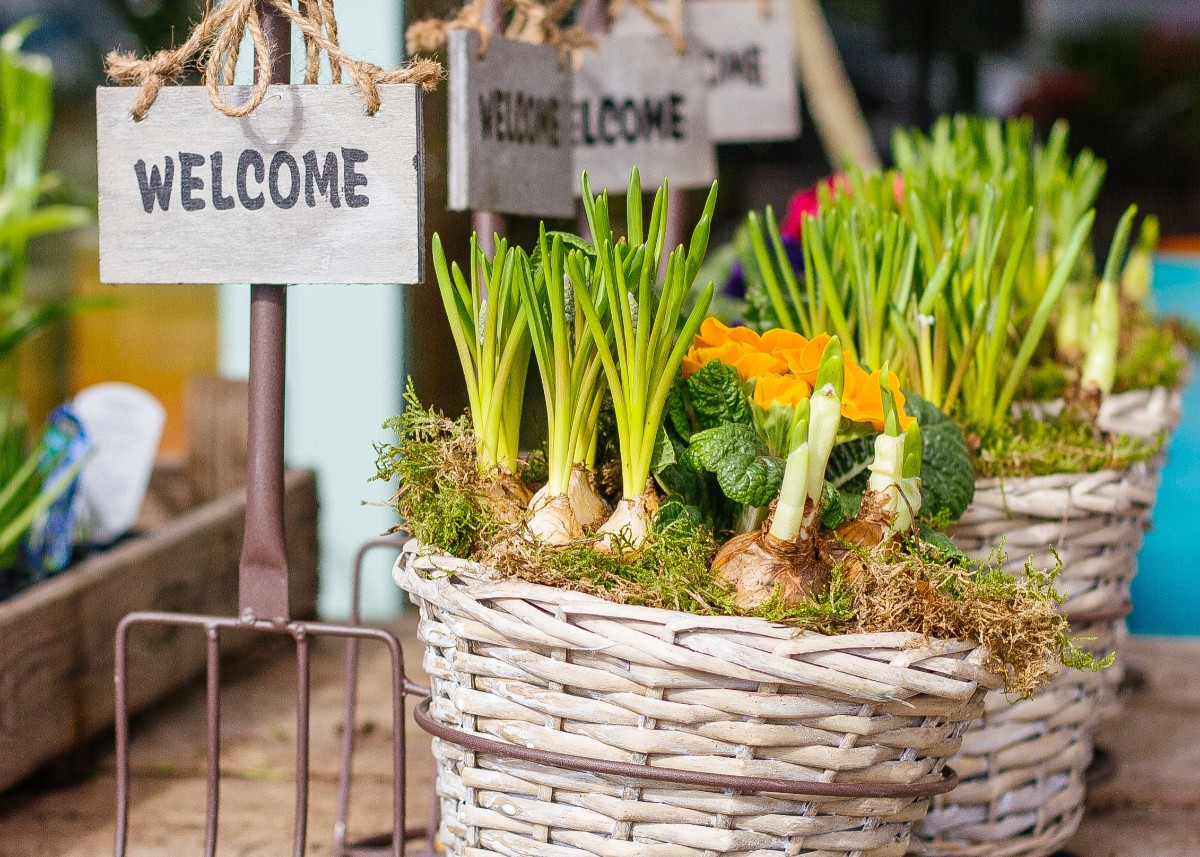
[1022,384,1184,440]
[911,465,1153,857]
[949,465,1155,618]
[1096,385,1184,439]
[396,545,1003,857]
[909,608,1120,857]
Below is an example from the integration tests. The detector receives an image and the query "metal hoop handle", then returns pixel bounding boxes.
[414,698,959,799]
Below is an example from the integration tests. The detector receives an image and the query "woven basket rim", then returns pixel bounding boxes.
[971,462,1145,492]
[395,542,1004,702]
[396,541,978,650]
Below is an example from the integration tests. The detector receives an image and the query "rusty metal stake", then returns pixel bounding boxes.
[470,0,509,256]
[333,536,440,857]
[112,6,418,856]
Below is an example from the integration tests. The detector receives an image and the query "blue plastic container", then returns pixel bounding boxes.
[1130,256,1200,635]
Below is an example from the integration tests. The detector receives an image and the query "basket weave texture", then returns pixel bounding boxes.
[395,547,1001,857]
[915,466,1152,857]
[909,615,1116,857]
[949,464,1154,618]
[1024,383,1184,441]
[1096,385,1184,439]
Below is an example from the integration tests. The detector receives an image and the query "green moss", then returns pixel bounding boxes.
[847,539,1105,696]
[480,518,730,614]
[373,382,502,558]
[1027,361,1071,401]
[974,411,1161,479]
[476,515,1083,695]
[1114,320,1188,393]
[755,568,856,634]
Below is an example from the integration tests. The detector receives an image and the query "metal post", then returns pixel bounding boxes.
[471,0,509,254]
[112,7,422,857]
[577,0,606,240]
[239,3,293,625]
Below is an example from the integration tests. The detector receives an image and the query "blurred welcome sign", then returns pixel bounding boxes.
[572,11,716,195]
[448,31,574,217]
[689,0,801,143]
[96,84,424,285]
[572,0,800,195]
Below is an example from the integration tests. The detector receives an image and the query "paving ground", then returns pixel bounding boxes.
[1,614,1197,856]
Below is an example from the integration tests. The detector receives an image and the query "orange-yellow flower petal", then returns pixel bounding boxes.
[693,317,763,350]
[760,328,809,353]
[752,373,813,410]
[779,335,832,384]
[837,360,916,432]
[731,352,788,380]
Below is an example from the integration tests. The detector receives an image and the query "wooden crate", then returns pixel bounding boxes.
[0,464,319,792]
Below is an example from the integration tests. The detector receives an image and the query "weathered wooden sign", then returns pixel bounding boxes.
[448,31,573,217]
[689,0,801,143]
[572,33,715,195]
[97,84,424,285]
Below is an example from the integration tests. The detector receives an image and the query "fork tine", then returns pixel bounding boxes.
[294,630,312,857]
[204,625,221,857]
[114,615,135,857]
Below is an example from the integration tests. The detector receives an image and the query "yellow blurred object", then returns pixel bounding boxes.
[68,237,218,456]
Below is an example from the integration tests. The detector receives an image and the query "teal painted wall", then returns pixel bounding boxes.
[1130,256,1200,635]
[219,0,408,620]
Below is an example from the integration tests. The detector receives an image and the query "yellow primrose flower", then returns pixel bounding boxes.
[752,373,813,409]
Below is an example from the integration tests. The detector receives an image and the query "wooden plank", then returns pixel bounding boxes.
[448,31,574,217]
[688,0,801,143]
[572,33,716,195]
[96,85,425,285]
[0,594,80,794]
[0,469,318,792]
[184,375,248,504]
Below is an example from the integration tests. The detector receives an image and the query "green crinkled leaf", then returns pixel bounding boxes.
[820,481,846,529]
[655,497,704,532]
[689,424,784,508]
[686,360,752,431]
[826,435,875,493]
[823,394,975,523]
[905,394,975,521]
[919,524,968,563]
[650,424,676,473]
[665,372,693,441]
[653,427,724,531]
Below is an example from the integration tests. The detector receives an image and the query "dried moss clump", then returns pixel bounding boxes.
[842,540,1099,697]
[373,383,503,558]
[472,516,1085,696]
[974,411,1162,479]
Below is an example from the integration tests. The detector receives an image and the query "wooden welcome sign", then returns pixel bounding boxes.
[572,31,715,195]
[689,0,801,143]
[448,31,573,217]
[97,84,425,285]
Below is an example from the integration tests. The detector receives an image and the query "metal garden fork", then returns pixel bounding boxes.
[112,6,420,855]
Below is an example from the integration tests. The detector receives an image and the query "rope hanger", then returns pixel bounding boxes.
[106,0,443,121]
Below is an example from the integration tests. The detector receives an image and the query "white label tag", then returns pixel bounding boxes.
[572,32,716,195]
[97,84,425,284]
[448,31,575,217]
[73,383,166,545]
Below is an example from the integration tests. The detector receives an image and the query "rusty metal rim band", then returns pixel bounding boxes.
[1067,601,1133,627]
[414,698,959,799]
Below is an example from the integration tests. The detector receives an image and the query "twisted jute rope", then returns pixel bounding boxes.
[105,0,443,121]
[407,0,595,64]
